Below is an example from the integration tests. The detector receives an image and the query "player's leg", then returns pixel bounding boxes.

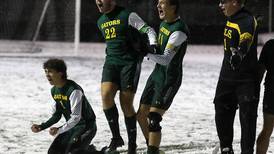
[48,134,65,154]
[147,82,181,154]
[214,80,237,153]
[237,82,259,154]
[120,90,137,153]
[48,124,86,154]
[214,103,237,154]
[137,76,155,145]
[256,84,274,154]
[68,123,97,153]
[137,104,150,144]
[77,123,97,150]
[147,107,165,154]
[119,62,142,153]
[256,113,274,154]
[101,63,124,151]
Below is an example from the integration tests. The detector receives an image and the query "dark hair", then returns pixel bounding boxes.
[43,58,67,79]
[168,0,179,14]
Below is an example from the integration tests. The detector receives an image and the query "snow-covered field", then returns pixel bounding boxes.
[0,44,273,154]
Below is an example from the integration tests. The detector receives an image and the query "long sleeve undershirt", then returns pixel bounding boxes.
[146,31,187,65]
[57,90,83,135]
[128,12,157,45]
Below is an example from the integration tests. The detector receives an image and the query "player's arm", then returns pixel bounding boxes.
[39,101,62,130]
[128,12,157,45]
[56,90,83,135]
[257,40,274,83]
[146,31,187,65]
[230,18,257,70]
[229,18,257,70]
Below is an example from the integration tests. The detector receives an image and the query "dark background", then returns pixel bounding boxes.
[0,0,272,44]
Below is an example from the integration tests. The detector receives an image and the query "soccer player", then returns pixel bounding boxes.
[95,0,157,153]
[256,39,274,154]
[214,0,259,153]
[31,58,97,154]
[136,0,189,153]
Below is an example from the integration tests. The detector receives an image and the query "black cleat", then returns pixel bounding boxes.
[105,137,124,153]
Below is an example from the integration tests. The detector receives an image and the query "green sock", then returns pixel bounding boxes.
[125,115,137,146]
[147,145,159,154]
[104,105,121,138]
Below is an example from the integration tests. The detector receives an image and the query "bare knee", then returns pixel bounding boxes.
[121,102,135,116]
[101,83,118,109]
[120,90,136,116]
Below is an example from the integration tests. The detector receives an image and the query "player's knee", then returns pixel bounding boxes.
[101,91,114,101]
[148,112,162,132]
[215,103,237,115]
[239,99,258,117]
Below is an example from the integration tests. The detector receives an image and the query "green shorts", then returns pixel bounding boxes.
[101,61,142,92]
[140,75,182,110]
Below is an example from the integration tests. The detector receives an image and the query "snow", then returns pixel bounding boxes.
[0,44,273,154]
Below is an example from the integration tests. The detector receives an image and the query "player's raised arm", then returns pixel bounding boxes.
[128,12,157,46]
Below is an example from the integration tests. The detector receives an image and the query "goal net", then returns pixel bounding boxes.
[0,0,80,54]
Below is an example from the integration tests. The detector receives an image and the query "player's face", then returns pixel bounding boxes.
[44,68,63,86]
[219,0,239,17]
[95,0,114,13]
[157,0,176,21]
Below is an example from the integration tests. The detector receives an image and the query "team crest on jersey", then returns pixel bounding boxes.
[53,94,68,101]
[101,19,121,29]
[224,28,232,39]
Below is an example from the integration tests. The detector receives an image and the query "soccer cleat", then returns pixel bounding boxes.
[127,143,137,154]
[105,137,124,153]
[221,147,234,154]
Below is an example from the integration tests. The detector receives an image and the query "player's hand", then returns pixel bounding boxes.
[31,124,41,133]
[137,44,158,57]
[148,45,159,54]
[49,127,58,136]
[230,47,243,70]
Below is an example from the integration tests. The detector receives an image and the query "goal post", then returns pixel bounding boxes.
[74,0,81,56]
[30,0,51,53]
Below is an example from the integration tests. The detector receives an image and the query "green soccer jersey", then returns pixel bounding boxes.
[147,18,189,85]
[40,80,96,134]
[97,6,157,65]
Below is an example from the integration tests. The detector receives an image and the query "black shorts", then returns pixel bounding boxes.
[48,123,96,153]
[101,61,141,92]
[213,80,259,107]
[263,84,274,115]
[140,75,182,110]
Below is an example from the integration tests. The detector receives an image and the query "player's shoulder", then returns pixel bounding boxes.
[262,39,274,54]
[97,15,105,26]
[237,9,255,26]
[171,19,190,35]
[265,39,274,47]
[67,80,83,91]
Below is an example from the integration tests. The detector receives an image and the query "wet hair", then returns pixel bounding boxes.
[43,58,67,79]
[168,0,179,14]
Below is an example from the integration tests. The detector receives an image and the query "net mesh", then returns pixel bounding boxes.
[0,0,76,53]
